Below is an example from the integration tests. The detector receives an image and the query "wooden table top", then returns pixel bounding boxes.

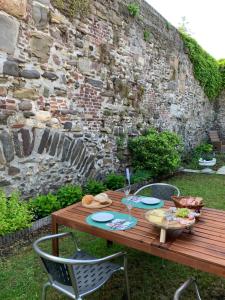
[52,191,225,278]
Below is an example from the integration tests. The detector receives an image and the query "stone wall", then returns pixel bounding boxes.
[0,0,214,196]
[215,91,225,138]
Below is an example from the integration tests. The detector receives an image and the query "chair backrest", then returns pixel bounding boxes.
[173,278,201,300]
[33,233,80,297]
[134,183,180,201]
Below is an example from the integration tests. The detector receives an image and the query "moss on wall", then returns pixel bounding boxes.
[52,0,90,18]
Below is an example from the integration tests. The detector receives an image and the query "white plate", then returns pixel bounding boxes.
[91,212,114,222]
[140,197,161,205]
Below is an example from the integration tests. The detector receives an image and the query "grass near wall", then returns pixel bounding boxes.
[1,173,225,300]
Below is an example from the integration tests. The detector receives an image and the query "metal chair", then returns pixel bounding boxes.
[174,278,202,299]
[134,183,180,201]
[33,232,130,300]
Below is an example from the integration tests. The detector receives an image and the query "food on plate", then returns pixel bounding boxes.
[82,194,95,205]
[148,209,166,224]
[179,196,203,206]
[175,208,190,218]
[82,193,112,207]
[94,193,109,205]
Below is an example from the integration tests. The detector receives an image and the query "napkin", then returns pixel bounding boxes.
[106,218,132,230]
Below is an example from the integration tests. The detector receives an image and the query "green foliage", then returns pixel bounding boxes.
[0,191,33,235]
[131,169,152,184]
[143,30,151,42]
[218,59,225,89]
[180,32,222,100]
[104,173,125,190]
[194,143,213,157]
[52,0,90,18]
[29,193,60,219]
[84,180,106,195]
[129,128,183,178]
[127,3,140,17]
[56,185,82,208]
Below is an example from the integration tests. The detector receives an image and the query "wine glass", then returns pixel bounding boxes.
[124,184,133,221]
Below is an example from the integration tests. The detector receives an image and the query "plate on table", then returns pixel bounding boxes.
[140,197,161,205]
[91,212,114,222]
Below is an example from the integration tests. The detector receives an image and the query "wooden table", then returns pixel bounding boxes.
[52,191,225,278]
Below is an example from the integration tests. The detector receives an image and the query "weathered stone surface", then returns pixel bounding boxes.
[32,1,49,29]
[0,87,7,96]
[3,61,19,77]
[20,69,40,79]
[78,58,92,74]
[12,131,23,157]
[0,0,27,19]
[20,128,34,156]
[18,100,32,111]
[0,130,14,162]
[23,111,35,118]
[49,132,59,156]
[35,111,51,122]
[8,166,20,176]
[13,88,39,100]
[42,72,58,81]
[0,180,10,186]
[37,128,50,154]
[61,137,71,161]
[85,78,103,89]
[0,114,8,125]
[0,12,19,54]
[30,32,53,62]
[0,146,6,164]
[64,122,72,130]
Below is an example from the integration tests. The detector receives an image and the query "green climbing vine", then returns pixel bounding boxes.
[218,59,225,89]
[180,31,222,100]
[52,0,90,18]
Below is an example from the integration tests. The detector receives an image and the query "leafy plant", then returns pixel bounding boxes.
[143,30,151,42]
[83,179,106,195]
[129,128,183,178]
[127,3,140,17]
[180,31,222,100]
[0,191,33,236]
[52,0,90,18]
[29,193,60,219]
[104,173,125,190]
[131,169,152,184]
[218,59,225,89]
[56,185,82,208]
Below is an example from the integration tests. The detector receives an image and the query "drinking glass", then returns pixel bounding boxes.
[124,185,133,220]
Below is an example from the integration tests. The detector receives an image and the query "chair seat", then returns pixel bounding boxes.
[72,250,121,296]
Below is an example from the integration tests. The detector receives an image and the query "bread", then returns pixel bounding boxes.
[82,195,95,205]
[94,193,109,203]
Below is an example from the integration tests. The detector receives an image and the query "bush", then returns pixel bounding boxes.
[129,128,183,178]
[104,173,125,190]
[131,169,152,184]
[29,193,60,219]
[180,32,222,100]
[83,180,106,195]
[194,143,213,158]
[0,191,33,236]
[57,184,82,208]
[218,59,225,89]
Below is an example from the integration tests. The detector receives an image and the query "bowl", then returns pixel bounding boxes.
[171,196,204,211]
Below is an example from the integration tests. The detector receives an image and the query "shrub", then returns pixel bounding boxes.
[57,184,82,208]
[194,143,213,158]
[131,169,152,184]
[129,128,183,178]
[84,180,106,195]
[143,30,151,42]
[0,191,33,236]
[52,0,90,18]
[127,3,140,17]
[29,193,60,219]
[218,59,225,89]
[180,31,222,100]
[104,173,125,190]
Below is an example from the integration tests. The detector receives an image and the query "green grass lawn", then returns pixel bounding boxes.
[1,173,225,300]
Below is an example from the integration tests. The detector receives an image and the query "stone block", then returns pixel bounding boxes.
[35,111,51,122]
[78,58,92,75]
[42,72,58,81]
[3,61,19,76]
[37,128,50,154]
[0,0,27,19]
[0,130,14,162]
[8,166,20,176]
[85,77,103,89]
[20,69,40,79]
[32,1,49,29]
[0,87,7,96]
[18,100,32,111]
[0,13,19,54]
[30,31,53,62]
[13,88,39,100]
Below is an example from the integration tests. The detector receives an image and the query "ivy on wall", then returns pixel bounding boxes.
[180,32,222,100]
[52,0,90,18]
[218,59,225,89]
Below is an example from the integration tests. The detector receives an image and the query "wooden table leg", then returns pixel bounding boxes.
[160,228,166,243]
[52,215,59,256]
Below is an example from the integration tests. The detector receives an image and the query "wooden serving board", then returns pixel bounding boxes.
[145,209,195,243]
[82,199,112,209]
